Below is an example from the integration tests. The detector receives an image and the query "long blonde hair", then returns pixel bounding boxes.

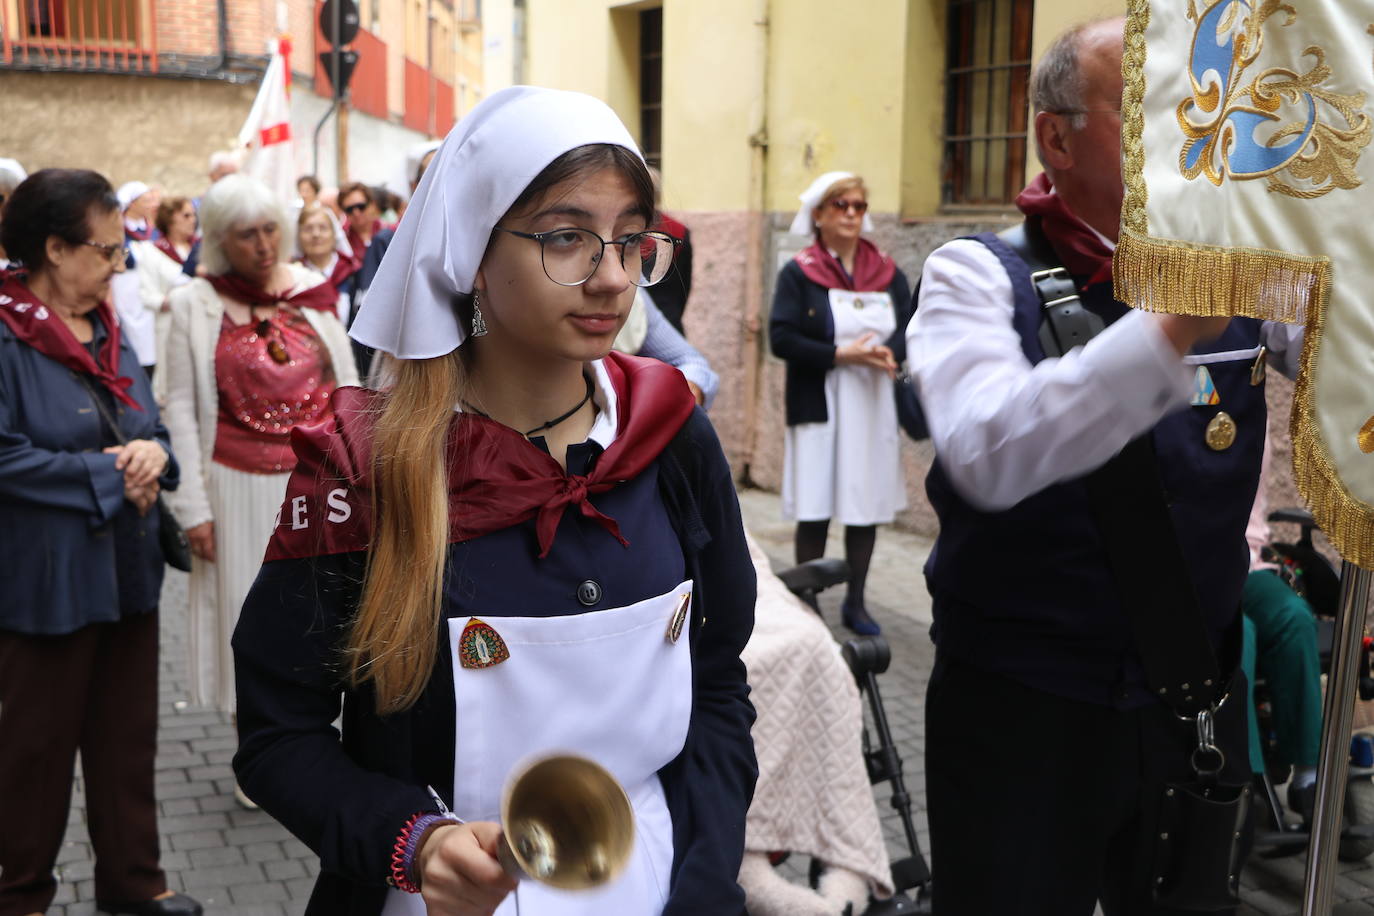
[345,351,465,715]
[344,143,656,715]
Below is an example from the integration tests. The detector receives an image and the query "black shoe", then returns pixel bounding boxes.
[1288,781,1317,826]
[841,599,881,636]
[97,892,204,916]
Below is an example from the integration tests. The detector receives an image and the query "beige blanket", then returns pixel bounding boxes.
[742,532,893,896]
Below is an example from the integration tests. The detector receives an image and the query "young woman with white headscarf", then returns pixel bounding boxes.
[231,86,758,916]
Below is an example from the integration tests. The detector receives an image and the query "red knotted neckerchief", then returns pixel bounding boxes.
[0,272,142,409]
[263,351,698,562]
[154,237,187,265]
[208,271,340,313]
[296,251,360,293]
[793,238,897,292]
[1015,172,1115,289]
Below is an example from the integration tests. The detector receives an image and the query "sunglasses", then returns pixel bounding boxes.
[827,199,869,214]
[342,202,369,215]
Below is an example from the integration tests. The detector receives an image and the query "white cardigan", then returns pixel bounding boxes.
[164,264,360,529]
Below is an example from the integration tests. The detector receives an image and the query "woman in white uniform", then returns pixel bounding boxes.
[769,173,910,636]
[231,87,758,916]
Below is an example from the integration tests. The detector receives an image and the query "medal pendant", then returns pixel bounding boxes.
[458,618,510,669]
[267,339,290,364]
[1190,366,1221,406]
[1206,411,1237,451]
[666,593,690,644]
[1250,346,1267,386]
[1359,415,1374,454]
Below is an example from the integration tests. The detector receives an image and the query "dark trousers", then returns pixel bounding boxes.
[926,653,1250,916]
[0,613,166,915]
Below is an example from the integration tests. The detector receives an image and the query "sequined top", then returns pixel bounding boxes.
[213,310,337,474]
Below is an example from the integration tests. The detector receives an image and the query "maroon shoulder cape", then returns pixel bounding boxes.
[793,238,896,292]
[263,351,698,562]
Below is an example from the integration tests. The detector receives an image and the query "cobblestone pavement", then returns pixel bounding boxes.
[40,485,1374,914]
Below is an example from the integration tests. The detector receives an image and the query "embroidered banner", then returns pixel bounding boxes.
[1117,0,1374,566]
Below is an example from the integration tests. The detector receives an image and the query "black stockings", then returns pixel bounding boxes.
[793,520,877,609]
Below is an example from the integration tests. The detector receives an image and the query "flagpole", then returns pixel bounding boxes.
[1301,561,1372,914]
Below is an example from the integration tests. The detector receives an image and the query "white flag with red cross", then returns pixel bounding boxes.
[238,38,296,206]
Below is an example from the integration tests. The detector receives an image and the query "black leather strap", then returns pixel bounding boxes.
[1001,218,1222,716]
[998,217,1105,359]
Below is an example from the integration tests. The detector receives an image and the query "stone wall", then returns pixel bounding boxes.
[0,72,257,195]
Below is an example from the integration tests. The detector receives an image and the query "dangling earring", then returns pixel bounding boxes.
[471,289,489,338]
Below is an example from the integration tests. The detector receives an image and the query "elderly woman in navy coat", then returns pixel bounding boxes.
[0,169,201,916]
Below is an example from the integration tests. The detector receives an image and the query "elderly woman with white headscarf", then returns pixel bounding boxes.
[0,157,26,268]
[231,86,757,916]
[768,172,911,637]
[163,175,358,732]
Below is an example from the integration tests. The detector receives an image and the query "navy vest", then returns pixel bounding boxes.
[924,232,1267,708]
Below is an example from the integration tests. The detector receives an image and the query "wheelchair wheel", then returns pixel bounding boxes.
[1339,777,1374,861]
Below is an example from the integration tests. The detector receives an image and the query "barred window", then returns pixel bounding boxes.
[639,6,663,171]
[942,0,1034,207]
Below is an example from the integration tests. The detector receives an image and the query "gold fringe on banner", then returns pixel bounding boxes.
[1121,0,1374,568]
[1290,274,1374,571]
[1113,229,1328,326]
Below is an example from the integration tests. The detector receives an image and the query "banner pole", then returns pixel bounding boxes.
[1301,561,1372,914]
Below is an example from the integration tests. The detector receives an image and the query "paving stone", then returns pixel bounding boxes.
[231,881,292,905]
[189,844,246,868]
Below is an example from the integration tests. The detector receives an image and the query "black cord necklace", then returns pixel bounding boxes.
[463,373,595,438]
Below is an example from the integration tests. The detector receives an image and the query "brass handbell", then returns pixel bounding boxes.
[496,754,635,891]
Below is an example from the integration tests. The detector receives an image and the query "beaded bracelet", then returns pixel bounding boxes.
[389,811,462,893]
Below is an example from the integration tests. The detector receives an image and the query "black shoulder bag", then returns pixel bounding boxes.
[1007,218,1250,911]
[76,375,193,573]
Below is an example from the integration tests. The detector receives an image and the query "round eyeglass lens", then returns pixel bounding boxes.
[626,232,675,288]
[539,228,603,286]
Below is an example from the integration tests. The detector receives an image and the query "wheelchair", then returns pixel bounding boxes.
[1250,507,1374,861]
[774,557,933,915]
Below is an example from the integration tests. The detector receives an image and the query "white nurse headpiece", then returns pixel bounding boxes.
[787,171,876,237]
[116,180,151,212]
[349,86,642,360]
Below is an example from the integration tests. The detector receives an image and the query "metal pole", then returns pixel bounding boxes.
[1301,561,1373,914]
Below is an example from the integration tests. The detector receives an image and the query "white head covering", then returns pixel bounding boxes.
[350,86,641,360]
[0,158,26,185]
[787,171,876,237]
[405,139,443,187]
[117,180,151,212]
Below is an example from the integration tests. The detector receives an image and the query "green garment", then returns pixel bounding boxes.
[1241,569,1324,774]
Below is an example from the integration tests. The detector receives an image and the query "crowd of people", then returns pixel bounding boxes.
[0,13,1339,916]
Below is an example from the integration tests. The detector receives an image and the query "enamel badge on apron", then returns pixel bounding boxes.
[458,618,510,669]
[1190,366,1221,406]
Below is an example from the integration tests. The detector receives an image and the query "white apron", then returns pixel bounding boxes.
[382,581,695,916]
[782,289,907,525]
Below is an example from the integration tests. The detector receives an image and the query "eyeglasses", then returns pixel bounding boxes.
[827,199,869,214]
[80,239,131,265]
[342,202,369,215]
[493,227,680,288]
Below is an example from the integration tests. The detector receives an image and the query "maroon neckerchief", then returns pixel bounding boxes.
[263,351,698,562]
[1015,172,1115,289]
[297,251,360,292]
[0,271,142,409]
[207,271,340,313]
[793,238,896,292]
[154,237,187,265]
[124,221,151,242]
[346,220,382,262]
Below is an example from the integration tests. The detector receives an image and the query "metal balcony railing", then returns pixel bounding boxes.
[2,0,159,74]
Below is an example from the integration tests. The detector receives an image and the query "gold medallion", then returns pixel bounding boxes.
[1205,411,1237,451]
[1250,346,1267,386]
[665,592,691,644]
[1358,415,1374,454]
